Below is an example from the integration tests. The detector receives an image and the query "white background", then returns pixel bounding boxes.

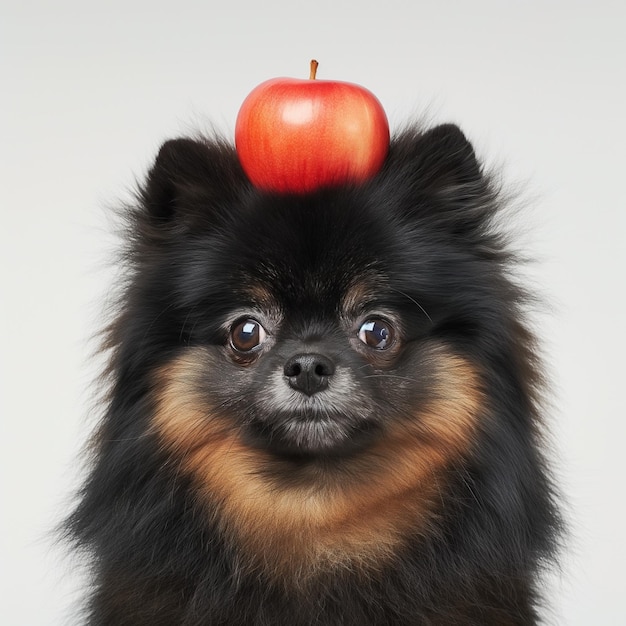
[2,1,625,623]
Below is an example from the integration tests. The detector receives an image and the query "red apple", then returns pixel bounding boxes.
[235,61,389,194]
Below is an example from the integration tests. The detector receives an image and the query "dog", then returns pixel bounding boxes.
[68,123,560,624]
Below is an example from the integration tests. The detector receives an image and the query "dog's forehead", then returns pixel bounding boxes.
[225,194,400,316]
[239,269,388,321]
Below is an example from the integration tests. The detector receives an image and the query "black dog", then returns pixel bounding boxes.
[68,123,560,624]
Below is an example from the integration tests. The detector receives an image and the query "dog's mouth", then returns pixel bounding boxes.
[244,402,379,458]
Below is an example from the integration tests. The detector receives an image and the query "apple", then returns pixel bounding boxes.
[235,60,389,194]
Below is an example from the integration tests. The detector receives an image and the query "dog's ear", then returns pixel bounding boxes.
[380,124,497,239]
[141,137,249,226]
[412,124,481,189]
[385,124,482,193]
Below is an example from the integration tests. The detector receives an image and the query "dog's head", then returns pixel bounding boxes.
[117,125,515,465]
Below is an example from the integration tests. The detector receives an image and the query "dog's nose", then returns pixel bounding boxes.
[283,353,335,396]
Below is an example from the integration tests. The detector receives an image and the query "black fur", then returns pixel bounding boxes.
[67,124,560,624]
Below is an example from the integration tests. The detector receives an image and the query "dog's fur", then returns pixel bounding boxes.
[68,123,560,624]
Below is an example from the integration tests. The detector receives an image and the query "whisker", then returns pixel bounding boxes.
[363,373,419,383]
[139,302,177,345]
[389,288,433,324]
[179,306,198,344]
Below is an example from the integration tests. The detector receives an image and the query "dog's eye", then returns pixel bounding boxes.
[358,319,394,350]
[230,319,267,352]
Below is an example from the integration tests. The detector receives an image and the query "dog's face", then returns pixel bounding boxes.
[196,192,435,458]
[133,125,503,468]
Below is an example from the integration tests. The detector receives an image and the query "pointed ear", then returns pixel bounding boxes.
[388,123,482,192]
[379,124,498,241]
[141,137,248,225]
[416,123,481,187]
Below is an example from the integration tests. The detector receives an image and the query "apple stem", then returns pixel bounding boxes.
[309,59,319,80]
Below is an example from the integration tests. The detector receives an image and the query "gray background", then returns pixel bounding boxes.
[2,1,624,623]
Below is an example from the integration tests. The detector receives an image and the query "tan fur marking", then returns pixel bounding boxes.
[244,283,277,307]
[340,278,383,318]
[153,347,484,584]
